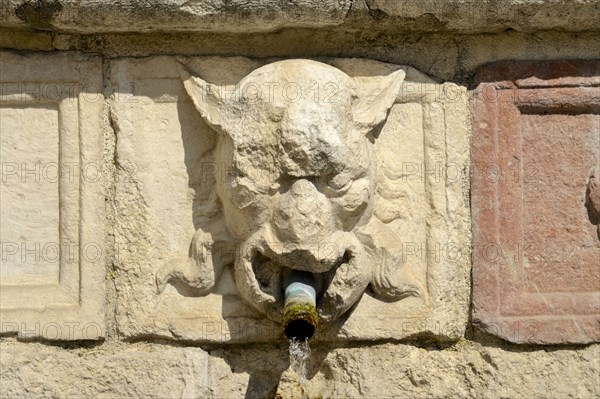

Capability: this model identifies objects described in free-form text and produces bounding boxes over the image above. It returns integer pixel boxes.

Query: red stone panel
[471,60,600,344]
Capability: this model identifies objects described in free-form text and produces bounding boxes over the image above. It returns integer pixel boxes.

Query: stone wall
[1,339,598,398]
[0,1,599,398]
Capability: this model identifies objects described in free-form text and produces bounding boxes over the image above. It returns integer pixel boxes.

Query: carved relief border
[0,52,105,340]
[472,60,600,344]
[110,57,471,343]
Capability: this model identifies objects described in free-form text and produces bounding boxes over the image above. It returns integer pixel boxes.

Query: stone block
[0,342,212,398]
[1,340,598,399]
[110,56,471,343]
[471,60,600,344]
[0,0,352,33]
[0,52,106,340]
[1,1,599,34]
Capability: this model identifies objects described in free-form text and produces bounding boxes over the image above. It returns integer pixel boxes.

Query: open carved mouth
[233,233,371,329]
[250,249,352,309]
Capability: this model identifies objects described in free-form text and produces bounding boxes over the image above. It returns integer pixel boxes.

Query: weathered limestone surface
[0,52,107,340]
[362,0,600,33]
[1,339,598,399]
[2,30,600,83]
[471,60,600,344]
[109,56,470,343]
[0,0,353,33]
[1,0,599,33]
[0,1,599,395]
[0,340,213,398]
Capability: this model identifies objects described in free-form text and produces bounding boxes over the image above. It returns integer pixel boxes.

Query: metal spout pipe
[282,272,318,340]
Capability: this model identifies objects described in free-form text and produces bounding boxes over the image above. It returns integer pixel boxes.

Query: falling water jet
[282,271,317,398]
[289,337,311,398]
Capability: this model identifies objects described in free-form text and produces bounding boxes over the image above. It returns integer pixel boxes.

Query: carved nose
[272,179,334,243]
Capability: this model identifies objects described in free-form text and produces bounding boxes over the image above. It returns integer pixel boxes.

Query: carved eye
[327,174,351,192]
[326,167,367,194]
[226,177,256,209]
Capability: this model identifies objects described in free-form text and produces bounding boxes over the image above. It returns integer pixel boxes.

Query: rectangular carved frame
[472,60,600,344]
[0,52,105,340]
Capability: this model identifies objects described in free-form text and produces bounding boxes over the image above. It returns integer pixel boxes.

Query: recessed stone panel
[0,52,106,340]
[471,60,600,344]
[1,105,60,285]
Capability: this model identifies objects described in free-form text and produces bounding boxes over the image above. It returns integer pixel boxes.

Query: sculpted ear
[179,63,241,138]
[353,69,405,135]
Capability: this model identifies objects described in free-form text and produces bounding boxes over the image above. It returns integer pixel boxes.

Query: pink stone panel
[472,60,600,344]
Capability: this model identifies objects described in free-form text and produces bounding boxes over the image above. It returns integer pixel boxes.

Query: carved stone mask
[159,59,423,326]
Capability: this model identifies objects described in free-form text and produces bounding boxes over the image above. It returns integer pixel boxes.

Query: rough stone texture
[588,167,600,237]
[362,0,600,33]
[0,340,213,398]
[471,60,600,344]
[109,56,470,343]
[0,0,599,34]
[1,339,598,398]
[0,52,107,340]
[0,2,599,397]
[2,29,599,83]
[0,0,353,33]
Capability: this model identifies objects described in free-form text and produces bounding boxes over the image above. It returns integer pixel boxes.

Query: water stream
[289,338,311,398]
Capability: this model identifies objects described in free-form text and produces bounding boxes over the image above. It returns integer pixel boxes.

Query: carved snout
[586,168,600,239]
[272,179,337,245]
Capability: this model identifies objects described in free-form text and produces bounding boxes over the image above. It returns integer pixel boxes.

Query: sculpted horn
[352,69,406,137]
[178,62,243,139]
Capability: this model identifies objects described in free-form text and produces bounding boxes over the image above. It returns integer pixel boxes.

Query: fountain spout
[282,271,318,340]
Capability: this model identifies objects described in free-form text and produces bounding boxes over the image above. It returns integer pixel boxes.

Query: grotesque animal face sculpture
[158,59,423,326]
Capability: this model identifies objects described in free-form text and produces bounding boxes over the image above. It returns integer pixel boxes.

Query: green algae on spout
[282,272,318,340]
